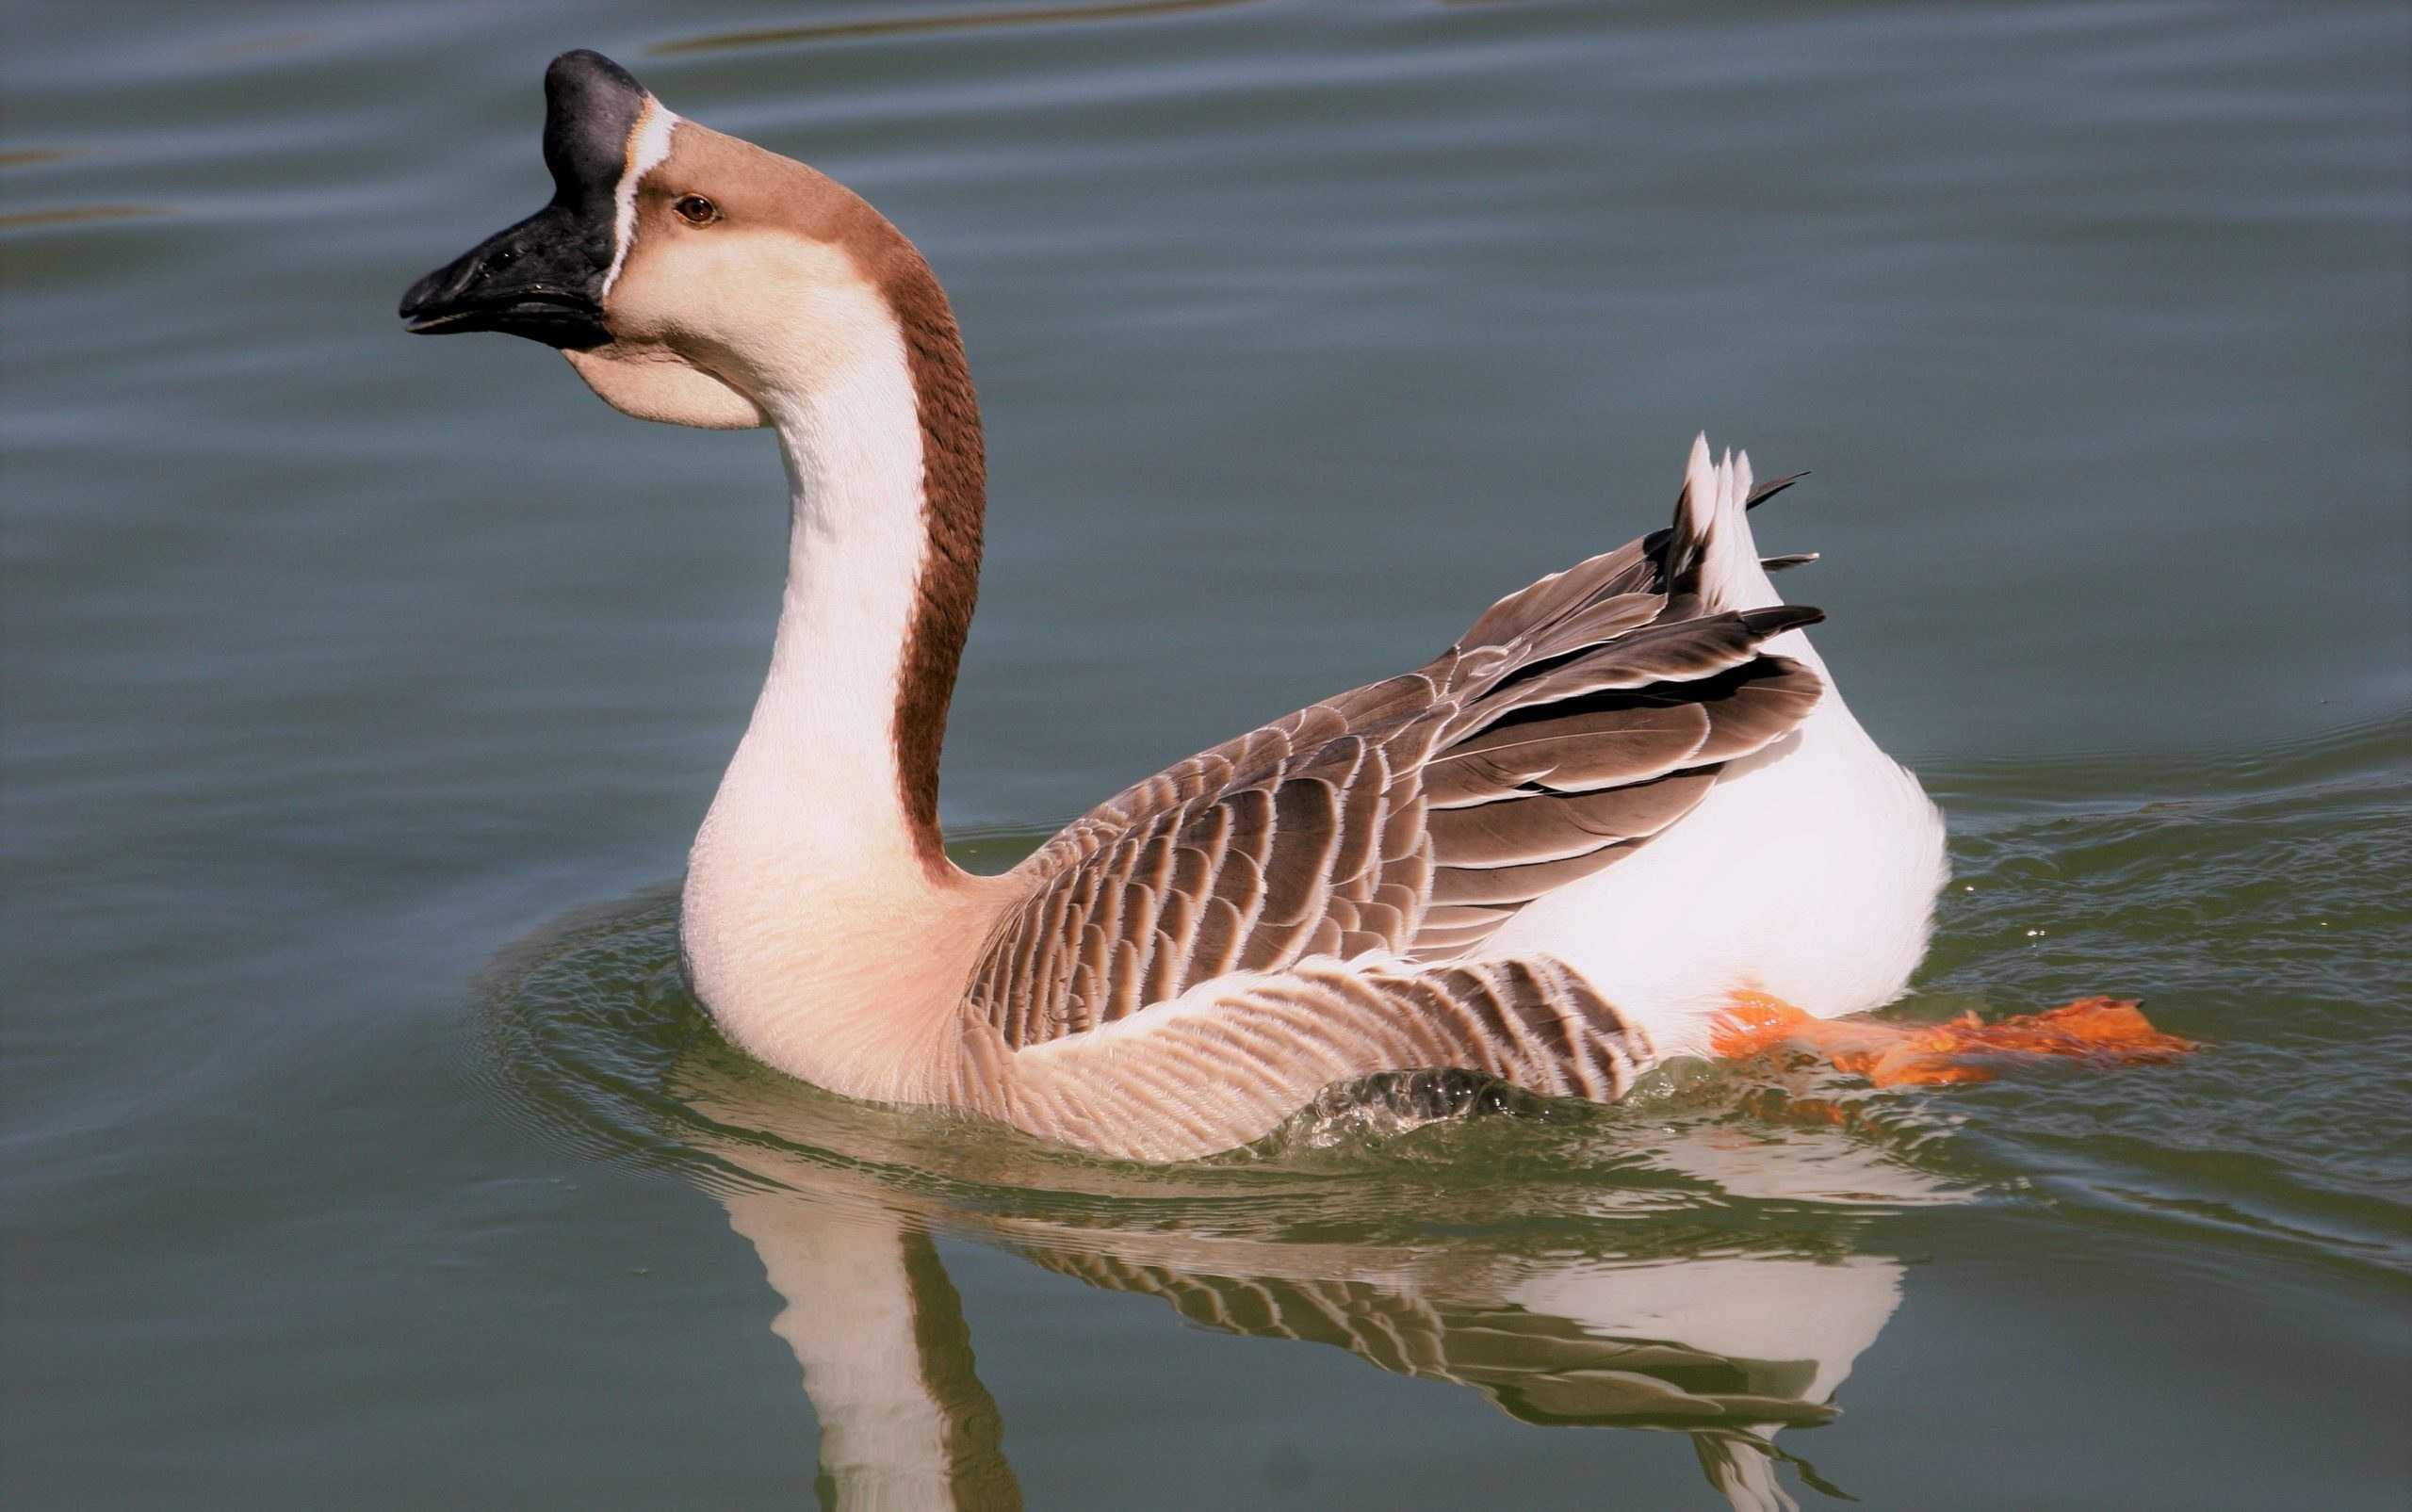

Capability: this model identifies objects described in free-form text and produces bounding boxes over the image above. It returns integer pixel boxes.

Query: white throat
[679,316,960,1086]
[745,363,930,868]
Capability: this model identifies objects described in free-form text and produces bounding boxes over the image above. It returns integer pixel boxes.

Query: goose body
[403,52,1948,1162]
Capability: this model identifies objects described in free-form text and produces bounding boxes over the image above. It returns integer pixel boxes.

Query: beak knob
[397,49,652,349]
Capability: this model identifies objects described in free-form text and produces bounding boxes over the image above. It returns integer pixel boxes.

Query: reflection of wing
[680,1044,1931,1512]
[1019,1249,1839,1433]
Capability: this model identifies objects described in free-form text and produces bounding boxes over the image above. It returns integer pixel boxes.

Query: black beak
[397,50,650,350]
[398,205,611,348]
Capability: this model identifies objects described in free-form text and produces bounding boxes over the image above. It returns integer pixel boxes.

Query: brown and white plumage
[967,572,1824,1047]
[923,439,1945,1161]
[405,52,1949,1163]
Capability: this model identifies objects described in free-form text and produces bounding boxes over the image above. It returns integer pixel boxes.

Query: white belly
[1481,686,1948,1062]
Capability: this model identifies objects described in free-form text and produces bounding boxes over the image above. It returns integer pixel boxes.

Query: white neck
[679,327,984,1097]
[741,359,930,871]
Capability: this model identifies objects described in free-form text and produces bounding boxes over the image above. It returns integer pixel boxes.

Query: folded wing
[966,454,1823,1051]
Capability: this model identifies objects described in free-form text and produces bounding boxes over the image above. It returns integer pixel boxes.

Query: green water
[4,2,2406,1507]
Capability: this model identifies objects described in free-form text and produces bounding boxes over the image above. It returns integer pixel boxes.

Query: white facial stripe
[602,101,680,300]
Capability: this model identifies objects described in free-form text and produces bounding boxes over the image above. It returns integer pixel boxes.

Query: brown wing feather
[966,504,1825,1050]
[1018,1248,1841,1430]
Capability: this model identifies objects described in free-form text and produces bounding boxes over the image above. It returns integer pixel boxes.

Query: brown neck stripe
[872,236,986,873]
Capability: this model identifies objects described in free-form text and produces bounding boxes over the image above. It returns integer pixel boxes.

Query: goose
[400,51,2189,1163]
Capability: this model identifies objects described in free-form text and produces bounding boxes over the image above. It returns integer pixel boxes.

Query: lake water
[4,2,2406,1507]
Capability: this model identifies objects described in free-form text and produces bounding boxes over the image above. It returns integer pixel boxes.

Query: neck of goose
[681,276,990,1093]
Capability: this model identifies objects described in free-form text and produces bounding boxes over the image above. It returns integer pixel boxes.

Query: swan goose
[400,51,2184,1163]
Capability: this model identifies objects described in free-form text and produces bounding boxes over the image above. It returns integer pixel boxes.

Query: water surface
[4,2,2407,1507]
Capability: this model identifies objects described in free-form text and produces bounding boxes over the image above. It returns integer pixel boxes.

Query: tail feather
[1746,470,1810,511]
[1458,434,1816,656]
[1669,432,1785,612]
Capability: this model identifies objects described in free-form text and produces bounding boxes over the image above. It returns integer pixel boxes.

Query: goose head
[399,49,940,432]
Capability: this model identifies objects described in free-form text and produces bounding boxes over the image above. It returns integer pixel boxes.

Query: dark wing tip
[1740,604,1825,639]
[1745,471,1810,511]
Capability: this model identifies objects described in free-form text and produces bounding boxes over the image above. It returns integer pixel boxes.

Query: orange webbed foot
[1712,991,2196,1088]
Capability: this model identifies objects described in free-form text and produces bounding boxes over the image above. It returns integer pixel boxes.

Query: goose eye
[674,194,721,226]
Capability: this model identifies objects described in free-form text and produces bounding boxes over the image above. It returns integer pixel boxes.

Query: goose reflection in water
[675,1051,1954,1512]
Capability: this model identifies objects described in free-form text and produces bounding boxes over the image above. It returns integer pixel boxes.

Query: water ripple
[472,714,2410,1288]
